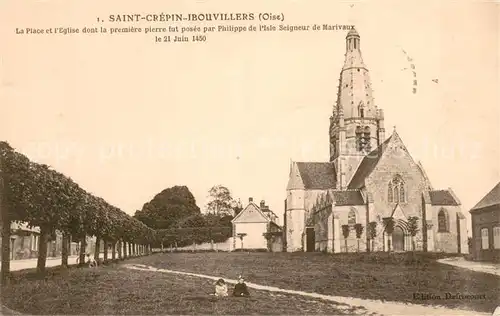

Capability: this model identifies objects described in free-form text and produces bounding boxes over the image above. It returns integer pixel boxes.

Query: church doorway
[393,226,405,252]
[306,227,315,252]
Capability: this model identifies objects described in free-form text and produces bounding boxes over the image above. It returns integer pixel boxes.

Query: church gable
[359,131,429,218]
[232,203,269,223]
[286,162,305,190]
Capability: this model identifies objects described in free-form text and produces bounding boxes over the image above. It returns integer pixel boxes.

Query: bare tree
[237,233,247,250]
[206,185,236,216]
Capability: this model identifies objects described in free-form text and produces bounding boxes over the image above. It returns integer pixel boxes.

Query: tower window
[355,126,363,151]
[360,108,364,118]
[363,126,371,152]
[354,39,357,49]
[356,126,371,152]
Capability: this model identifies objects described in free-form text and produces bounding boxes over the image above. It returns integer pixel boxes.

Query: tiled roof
[295,162,336,190]
[471,182,500,211]
[429,190,460,206]
[332,190,365,206]
[348,136,392,189]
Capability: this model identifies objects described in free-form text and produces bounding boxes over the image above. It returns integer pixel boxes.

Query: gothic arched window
[438,208,449,232]
[388,182,393,202]
[348,208,356,225]
[363,126,371,152]
[355,126,363,151]
[388,175,406,203]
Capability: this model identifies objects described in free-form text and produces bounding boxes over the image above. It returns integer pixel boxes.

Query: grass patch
[1,264,363,315]
[128,252,499,313]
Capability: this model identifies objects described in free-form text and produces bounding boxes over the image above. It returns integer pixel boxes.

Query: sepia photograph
[0,0,499,315]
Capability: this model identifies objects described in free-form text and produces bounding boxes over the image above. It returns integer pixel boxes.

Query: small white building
[231,198,282,251]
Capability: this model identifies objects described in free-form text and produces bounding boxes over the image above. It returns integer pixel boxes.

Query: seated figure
[232,276,250,297]
[214,279,228,297]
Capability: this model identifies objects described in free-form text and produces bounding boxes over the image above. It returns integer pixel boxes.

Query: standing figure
[232,275,250,297]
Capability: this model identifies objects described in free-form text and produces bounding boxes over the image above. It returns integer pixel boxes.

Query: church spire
[330,28,385,164]
[336,27,376,119]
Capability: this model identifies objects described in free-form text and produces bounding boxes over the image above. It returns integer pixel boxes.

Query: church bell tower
[329,28,386,188]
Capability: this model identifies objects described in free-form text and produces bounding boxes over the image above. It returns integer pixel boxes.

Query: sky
[1,0,499,234]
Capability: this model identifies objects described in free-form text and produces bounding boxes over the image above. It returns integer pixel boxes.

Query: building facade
[470,182,500,262]
[284,28,468,254]
[232,198,282,251]
[0,221,94,260]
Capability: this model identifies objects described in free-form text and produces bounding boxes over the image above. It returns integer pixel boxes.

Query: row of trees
[0,142,156,285]
[134,185,243,248]
[341,216,420,252]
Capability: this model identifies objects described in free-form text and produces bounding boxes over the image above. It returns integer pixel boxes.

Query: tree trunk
[345,239,348,253]
[79,235,86,266]
[123,242,127,259]
[0,157,11,286]
[94,237,100,263]
[1,205,11,285]
[388,235,392,252]
[412,237,415,251]
[103,240,108,262]
[128,243,132,257]
[112,242,116,260]
[371,239,374,252]
[357,238,360,252]
[61,233,69,267]
[37,227,50,273]
[117,241,122,259]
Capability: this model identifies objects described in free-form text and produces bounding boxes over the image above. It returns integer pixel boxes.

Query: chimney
[260,200,265,208]
[249,197,253,203]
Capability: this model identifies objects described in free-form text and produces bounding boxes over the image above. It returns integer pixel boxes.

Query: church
[284,28,468,254]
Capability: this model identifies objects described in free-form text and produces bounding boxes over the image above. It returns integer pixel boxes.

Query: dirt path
[438,257,500,276]
[126,263,488,316]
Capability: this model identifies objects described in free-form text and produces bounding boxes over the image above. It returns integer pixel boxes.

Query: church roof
[347,136,393,189]
[470,182,500,212]
[332,190,364,205]
[295,162,336,190]
[428,190,460,206]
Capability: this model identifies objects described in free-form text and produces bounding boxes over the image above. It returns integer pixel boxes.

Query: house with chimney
[231,198,283,251]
